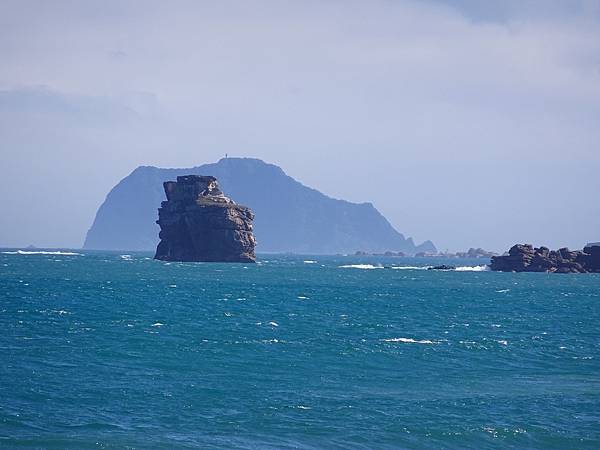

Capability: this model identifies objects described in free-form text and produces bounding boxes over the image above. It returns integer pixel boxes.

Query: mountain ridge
[84,158,435,255]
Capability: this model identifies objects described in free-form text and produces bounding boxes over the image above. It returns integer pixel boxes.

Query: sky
[1,0,599,252]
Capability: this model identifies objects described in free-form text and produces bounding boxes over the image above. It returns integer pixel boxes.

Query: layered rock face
[154,175,256,262]
[490,244,600,273]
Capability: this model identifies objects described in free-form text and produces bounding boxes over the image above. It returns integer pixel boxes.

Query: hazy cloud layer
[1,0,599,251]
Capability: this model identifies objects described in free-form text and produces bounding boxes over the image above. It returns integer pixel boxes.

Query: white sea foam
[297,296,308,299]
[455,265,490,272]
[391,266,431,270]
[497,340,508,346]
[120,254,132,260]
[495,289,510,293]
[151,322,164,327]
[268,321,279,327]
[383,337,436,344]
[2,250,81,256]
[303,260,317,264]
[339,264,383,269]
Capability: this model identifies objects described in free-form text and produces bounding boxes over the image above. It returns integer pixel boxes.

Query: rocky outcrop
[154,175,256,262]
[428,265,456,271]
[455,248,498,258]
[490,244,600,273]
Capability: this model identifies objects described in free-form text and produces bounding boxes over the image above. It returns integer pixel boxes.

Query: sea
[1,250,599,449]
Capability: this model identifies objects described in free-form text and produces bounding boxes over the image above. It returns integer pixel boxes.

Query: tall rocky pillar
[154,175,256,262]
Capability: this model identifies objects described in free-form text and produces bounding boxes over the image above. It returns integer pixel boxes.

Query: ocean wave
[303,260,317,264]
[383,337,436,344]
[120,254,132,260]
[2,250,82,256]
[455,265,490,272]
[339,264,384,269]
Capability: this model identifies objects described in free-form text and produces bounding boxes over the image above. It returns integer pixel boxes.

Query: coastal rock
[490,243,600,273]
[154,175,256,262]
[428,265,455,271]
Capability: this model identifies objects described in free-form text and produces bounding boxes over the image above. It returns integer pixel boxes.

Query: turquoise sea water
[1,250,599,449]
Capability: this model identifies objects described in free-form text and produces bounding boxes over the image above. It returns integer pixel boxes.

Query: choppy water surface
[1,251,599,449]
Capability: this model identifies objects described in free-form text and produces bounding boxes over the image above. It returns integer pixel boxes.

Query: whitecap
[495,289,510,293]
[151,322,164,327]
[497,340,508,345]
[297,296,308,299]
[339,264,383,269]
[455,265,490,272]
[295,405,312,410]
[383,337,436,344]
[120,254,132,260]
[303,260,317,264]
[2,250,81,256]
[268,321,279,327]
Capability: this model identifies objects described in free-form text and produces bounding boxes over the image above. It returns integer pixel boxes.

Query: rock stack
[154,175,256,262]
[490,244,600,273]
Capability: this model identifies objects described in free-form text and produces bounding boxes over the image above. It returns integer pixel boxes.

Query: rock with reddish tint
[490,243,600,273]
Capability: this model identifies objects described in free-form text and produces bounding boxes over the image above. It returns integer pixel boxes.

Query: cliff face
[154,175,256,263]
[84,158,435,255]
[491,244,600,273]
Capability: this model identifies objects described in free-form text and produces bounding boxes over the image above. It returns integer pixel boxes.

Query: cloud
[0,1,599,250]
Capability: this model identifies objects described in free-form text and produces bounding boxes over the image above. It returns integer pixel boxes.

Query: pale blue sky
[1,0,599,252]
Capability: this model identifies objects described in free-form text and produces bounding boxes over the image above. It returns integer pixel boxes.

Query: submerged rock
[490,243,600,273]
[428,265,456,271]
[154,175,256,262]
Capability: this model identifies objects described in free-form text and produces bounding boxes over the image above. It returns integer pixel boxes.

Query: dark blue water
[1,250,599,449]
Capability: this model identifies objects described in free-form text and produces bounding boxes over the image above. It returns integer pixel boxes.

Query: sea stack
[154,175,256,262]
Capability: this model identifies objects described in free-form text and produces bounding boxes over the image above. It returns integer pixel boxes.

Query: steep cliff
[84,158,436,255]
[155,175,255,262]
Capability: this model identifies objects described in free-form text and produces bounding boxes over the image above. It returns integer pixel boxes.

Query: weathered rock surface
[490,244,600,273]
[154,175,256,262]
